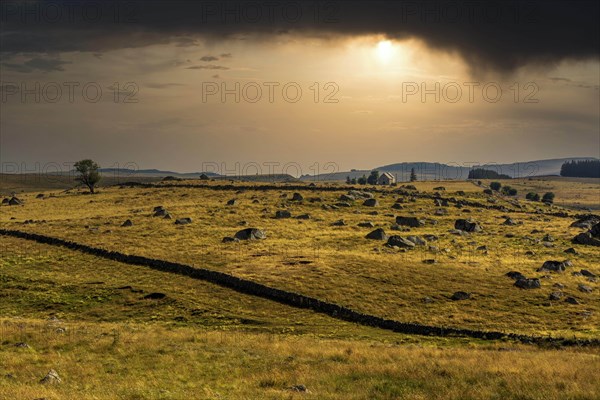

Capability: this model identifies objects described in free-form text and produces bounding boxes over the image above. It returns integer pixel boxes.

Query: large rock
[291,192,304,201]
[358,221,375,228]
[454,219,482,232]
[406,235,427,246]
[40,369,61,384]
[275,210,292,219]
[362,198,379,207]
[395,216,424,228]
[366,228,388,240]
[386,235,416,248]
[570,215,600,229]
[573,226,600,246]
[348,190,373,199]
[226,198,238,206]
[537,260,568,273]
[506,271,526,281]
[339,194,355,202]
[514,278,541,289]
[174,217,192,225]
[234,228,266,240]
[451,291,471,301]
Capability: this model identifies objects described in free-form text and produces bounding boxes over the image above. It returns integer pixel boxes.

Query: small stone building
[377,172,396,185]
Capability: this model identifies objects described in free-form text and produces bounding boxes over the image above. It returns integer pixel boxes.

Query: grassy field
[1,178,599,398]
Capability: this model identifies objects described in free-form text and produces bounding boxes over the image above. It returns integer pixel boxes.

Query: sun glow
[376,40,396,64]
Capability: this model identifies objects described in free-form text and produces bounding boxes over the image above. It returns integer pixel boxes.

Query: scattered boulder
[226,199,238,206]
[174,218,192,225]
[335,202,352,208]
[222,237,239,243]
[331,219,346,226]
[543,234,554,242]
[296,214,311,220]
[406,235,427,246]
[275,210,292,219]
[234,228,266,240]
[153,209,168,217]
[537,260,568,273]
[514,278,541,289]
[570,215,600,230]
[391,203,404,210]
[565,296,579,305]
[572,223,600,246]
[451,291,471,301]
[386,235,416,248]
[549,291,563,301]
[143,292,166,300]
[564,247,578,254]
[362,198,378,207]
[358,221,375,228]
[290,384,308,393]
[339,194,355,202]
[454,219,482,232]
[503,218,517,226]
[121,219,133,227]
[506,271,526,281]
[365,228,388,240]
[396,216,424,228]
[1,198,9,204]
[580,269,597,278]
[348,190,373,199]
[36,193,44,199]
[573,232,600,246]
[433,186,446,191]
[578,284,593,293]
[40,369,61,384]
[291,193,304,201]
[434,208,448,216]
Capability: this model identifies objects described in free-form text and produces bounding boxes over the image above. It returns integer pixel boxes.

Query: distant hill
[97,168,221,178]
[300,157,599,182]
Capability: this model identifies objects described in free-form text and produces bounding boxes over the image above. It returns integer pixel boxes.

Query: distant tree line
[468,168,511,180]
[560,160,600,178]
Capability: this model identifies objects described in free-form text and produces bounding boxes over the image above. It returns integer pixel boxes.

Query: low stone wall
[2,228,593,347]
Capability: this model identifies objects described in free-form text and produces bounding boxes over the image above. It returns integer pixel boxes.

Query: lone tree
[490,181,502,191]
[74,159,101,194]
[409,168,417,182]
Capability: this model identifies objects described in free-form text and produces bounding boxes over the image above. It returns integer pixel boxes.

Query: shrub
[490,182,502,191]
[526,192,540,201]
[542,192,555,203]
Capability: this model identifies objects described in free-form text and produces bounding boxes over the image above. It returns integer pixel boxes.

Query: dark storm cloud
[2,57,71,73]
[1,0,598,72]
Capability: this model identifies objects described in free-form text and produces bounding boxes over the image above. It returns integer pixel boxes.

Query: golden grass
[1,179,600,399]
[1,318,599,400]
[2,180,598,338]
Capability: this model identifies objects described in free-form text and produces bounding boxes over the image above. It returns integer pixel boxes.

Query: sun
[376,40,395,64]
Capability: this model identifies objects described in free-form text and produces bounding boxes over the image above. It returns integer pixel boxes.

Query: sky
[1,0,599,176]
